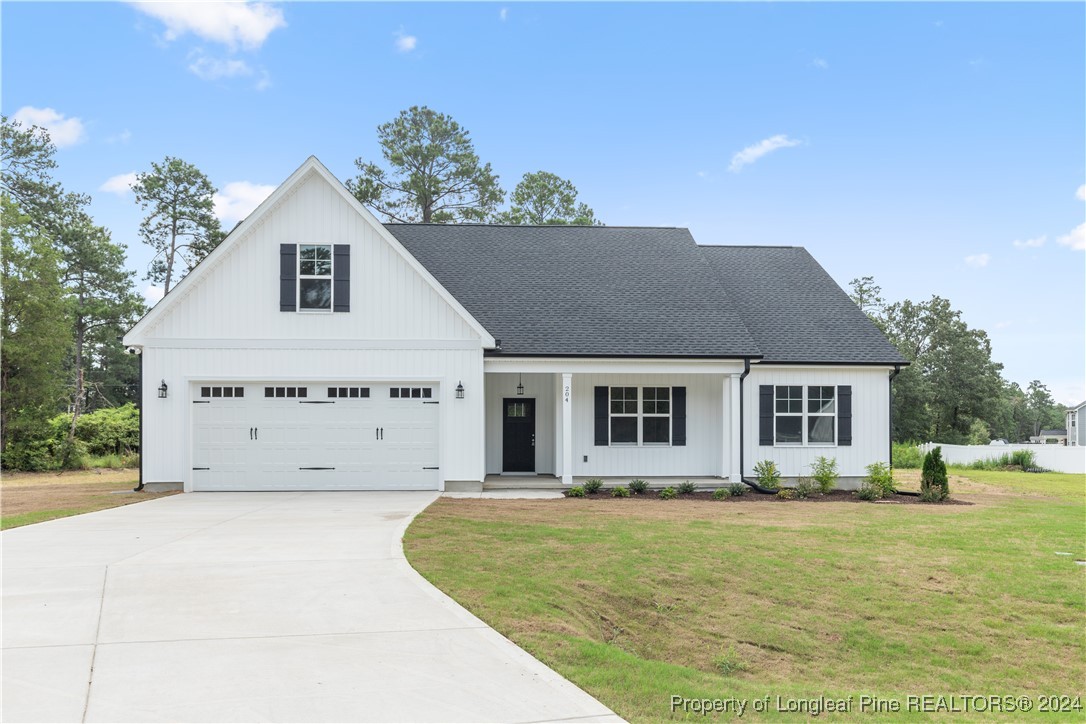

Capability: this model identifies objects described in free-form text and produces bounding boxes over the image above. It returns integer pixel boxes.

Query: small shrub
[1010,449,1036,469]
[920,447,949,502]
[794,476,816,499]
[677,480,696,495]
[861,461,895,499]
[891,442,924,469]
[582,478,603,494]
[811,455,839,494]
[727,483,747,497]
[658,486,677,500]
[711,488,728,500]
[855,482,880,501]
[628,478,648,495]
[566,486,586,498]
[776,488,795,500]
[753,459,781,490]
[611,486,630,498]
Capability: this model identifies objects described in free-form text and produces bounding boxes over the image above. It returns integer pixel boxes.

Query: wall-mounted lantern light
[455,381,465,399]
[516,374,525,396]
[157,380,168,399]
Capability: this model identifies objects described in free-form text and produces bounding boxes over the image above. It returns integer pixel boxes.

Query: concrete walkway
[2,492,620,723]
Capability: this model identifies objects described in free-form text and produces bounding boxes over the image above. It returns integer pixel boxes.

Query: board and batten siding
[568,373,727,478]
[743,366,891,481]
[485,373,557,474]
[139,170,480,343]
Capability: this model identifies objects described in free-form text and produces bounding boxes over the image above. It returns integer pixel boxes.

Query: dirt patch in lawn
[1,469,178,528]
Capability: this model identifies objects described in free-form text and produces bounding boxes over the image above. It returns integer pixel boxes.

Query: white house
[1066,402,1085,447]
[123,157,908,493]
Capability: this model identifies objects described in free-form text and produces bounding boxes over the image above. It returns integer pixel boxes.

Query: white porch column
[729,373,742,482]
[561,373,573,485]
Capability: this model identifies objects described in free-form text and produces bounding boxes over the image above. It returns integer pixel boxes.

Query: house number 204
[563,385,571,403]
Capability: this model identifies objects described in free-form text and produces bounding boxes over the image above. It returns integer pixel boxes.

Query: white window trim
[297,243,334,313]
[774,385,837,447]
[609,386,672,447]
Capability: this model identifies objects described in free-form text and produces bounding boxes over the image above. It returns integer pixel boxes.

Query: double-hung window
[642,387,671,444]
[775,385,835,445]
[609,387,638,444]
[609,387,672,445]
[298,244,332,311]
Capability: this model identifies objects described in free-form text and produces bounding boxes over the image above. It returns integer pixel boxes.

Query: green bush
[1,439,57,471]
[920,447,949,502]
[753,460,781,490]
[776,488,796,500]
[53,438,88,470]
[611,486,630,498]
[582,478,603,494]
[811,456,839,493]
[628,478,648,495]
[84,452,140,469]
[855,482,881,501]
[50,404,140,457]
[727,483,747,497]
[1010,449,1037,468]
[864,461,896,499]
[711,488,728,500]
[794,477,816,499]
[677,480,696,495]
[891,442,924,469]
[658,487,677,500]
[566,486,586,498]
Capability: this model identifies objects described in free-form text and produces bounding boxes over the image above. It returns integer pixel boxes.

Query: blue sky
[3,2,1084,403]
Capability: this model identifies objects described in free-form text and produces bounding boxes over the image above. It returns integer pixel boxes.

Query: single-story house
[122,157,908,493]
[1029,429,1069,445]
[1066,402,1084,447]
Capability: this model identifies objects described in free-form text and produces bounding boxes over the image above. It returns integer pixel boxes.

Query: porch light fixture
[517,374,524,396]
[157,380,168,399]
[455,381,465,399]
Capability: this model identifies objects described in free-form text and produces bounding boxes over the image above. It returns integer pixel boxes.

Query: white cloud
[395,29,417,53]
[728,134,802,173]
[811,57,829,70]
[213,181,276,224]
[1056,223,1085,251]
[188,49,253,80]
[1012,235,1046,249]
[128,1,286,51]
[106,129,132,144]
[11,106,86,148]
[964,253,991,268]
[144,284,164,304]
[1076,184,1085,201]
[500,8,508,21]
[99,172,138,196]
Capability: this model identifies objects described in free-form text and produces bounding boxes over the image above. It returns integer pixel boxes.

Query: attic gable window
[298,244,332,310]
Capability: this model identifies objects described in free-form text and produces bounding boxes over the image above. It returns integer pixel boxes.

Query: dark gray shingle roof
[699,245,908,364]
[385,224,761,357]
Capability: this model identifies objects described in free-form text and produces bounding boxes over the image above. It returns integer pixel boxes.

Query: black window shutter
[838,385,853,446]
[758,385,774,446]
[672,387,687,446]
[333,244,350,312]
[594,386,608,446]
[279,244,296,312]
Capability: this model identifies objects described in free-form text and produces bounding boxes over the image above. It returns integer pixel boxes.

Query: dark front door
[502,398,536,472]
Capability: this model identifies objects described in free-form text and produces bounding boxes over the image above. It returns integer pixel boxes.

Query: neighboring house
[1067,402,1085,447]
[1029,429,1068,445]
[123,157,908,492]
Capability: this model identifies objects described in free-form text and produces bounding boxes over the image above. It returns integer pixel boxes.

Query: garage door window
[200,386,244,398]
[328,387,370,398]
[264,386,309,398]
[390,387,432,399]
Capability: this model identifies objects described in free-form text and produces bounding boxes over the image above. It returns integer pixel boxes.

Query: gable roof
[385,224,762,358]
[124,157,496,347]
[699,245,909,365]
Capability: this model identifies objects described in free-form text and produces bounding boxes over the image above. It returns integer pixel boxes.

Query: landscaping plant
[811,455,839,494]
[611,486,630,498]
[566,486,586,498]
[752,459,781,489]
[582,478,603,494]
[711,488,728,500]
[920,446,950,502]
[677,480,696,495]
[860,462,895,500]
[794,477,816,499]
[628,478,648,495]
[658,487,677,500]
[727,483,747,497]
[776,488,796,500]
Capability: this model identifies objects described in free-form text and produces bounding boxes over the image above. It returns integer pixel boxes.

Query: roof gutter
[736,358,773,494]
[133,347,144,492]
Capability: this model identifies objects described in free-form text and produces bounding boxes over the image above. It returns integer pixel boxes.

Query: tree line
[0,106,600,468]
[850,277,1066,444]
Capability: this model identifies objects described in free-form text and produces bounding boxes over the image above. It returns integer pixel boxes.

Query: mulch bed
[570,489,972,505]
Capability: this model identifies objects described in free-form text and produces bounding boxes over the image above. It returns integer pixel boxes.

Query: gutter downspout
[888,364,902,468]
[736,358,773,494]
[133,349,144,492]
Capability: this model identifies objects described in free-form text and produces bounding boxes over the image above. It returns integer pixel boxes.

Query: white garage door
[191,382,440,491]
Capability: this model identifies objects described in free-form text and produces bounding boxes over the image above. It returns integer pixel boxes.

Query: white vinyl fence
[919,443,1086,475]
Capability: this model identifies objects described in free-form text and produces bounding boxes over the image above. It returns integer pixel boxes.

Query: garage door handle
[254,427,258,440]
[250,427,253,440]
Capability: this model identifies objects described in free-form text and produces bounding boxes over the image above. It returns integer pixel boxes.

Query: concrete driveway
[2,492,620,723]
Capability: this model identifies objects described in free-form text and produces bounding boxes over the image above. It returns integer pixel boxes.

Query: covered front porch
[481,357,750,486]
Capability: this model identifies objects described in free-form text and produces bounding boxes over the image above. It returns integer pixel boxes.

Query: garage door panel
[192,382,439,491]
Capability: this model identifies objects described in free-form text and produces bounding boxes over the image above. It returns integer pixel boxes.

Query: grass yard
[1,469,178,529]
[405,472,1085,721]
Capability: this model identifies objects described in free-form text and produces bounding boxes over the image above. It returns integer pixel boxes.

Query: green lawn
[405,472,1085,721]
